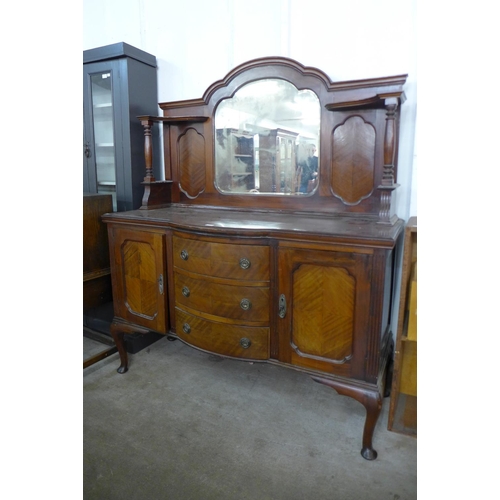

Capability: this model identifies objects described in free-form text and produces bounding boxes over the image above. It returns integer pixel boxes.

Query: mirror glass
[215,79,320,195]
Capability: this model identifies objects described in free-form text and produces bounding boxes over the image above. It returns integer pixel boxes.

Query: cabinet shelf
[138,115,209,124]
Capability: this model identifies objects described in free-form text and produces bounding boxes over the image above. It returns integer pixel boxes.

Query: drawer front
[173,235,269,281]
[175,308,270,360]
[175,273,270,322]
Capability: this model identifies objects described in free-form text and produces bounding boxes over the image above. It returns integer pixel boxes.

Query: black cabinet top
[83,42,156,68]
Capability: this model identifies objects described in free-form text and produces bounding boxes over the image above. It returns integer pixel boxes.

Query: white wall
[83,0,417,219]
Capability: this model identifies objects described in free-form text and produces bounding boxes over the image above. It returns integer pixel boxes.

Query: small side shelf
[388,216,417,436]
[137,115,209,124]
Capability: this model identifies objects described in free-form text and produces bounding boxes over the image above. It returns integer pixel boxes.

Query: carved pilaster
[378,190,393,221]
[378,98,399,224]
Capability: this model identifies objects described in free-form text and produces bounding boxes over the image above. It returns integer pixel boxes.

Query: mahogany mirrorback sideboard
[102,57,408,460]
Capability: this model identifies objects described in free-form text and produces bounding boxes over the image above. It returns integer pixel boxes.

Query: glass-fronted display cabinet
[83,42,160,211]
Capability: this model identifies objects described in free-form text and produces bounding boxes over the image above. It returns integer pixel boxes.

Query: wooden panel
[400,340,417,396]
[83,274,112,311]
[331,116,375,205]
[173,234,269,281]
[174,272,270,323]
[83,194,113,275]
[292,264,354,363]
[389,393,417,436]
[175,308,269,360]
[122,240,159,318]
[178,128,206,199]
[402,395,417,430]
[83,194,113,312]
[276,245,373,378]
[110,227,167,333]
[407,279,417,341]
[388,217,417,436]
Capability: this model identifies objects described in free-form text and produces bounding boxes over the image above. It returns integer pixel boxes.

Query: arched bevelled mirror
[214,78,320,195]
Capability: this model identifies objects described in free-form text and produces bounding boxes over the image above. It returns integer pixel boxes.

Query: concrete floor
[84,335,417,500]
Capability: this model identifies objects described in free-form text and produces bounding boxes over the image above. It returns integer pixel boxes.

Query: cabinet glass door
[89,71,117,210]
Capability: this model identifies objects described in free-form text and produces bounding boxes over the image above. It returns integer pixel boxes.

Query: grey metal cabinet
[83,42,160,211]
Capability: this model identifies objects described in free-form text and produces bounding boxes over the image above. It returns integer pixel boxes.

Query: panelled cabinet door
[277,246,372,379]
[109,227,168,333]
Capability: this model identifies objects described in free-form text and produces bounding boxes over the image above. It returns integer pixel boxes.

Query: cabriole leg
[110,321,129,374]
[359,391,382,460]
[311,376,382,460]
[109,319,152,374]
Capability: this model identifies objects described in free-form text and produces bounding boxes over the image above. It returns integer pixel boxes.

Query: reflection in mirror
[215,79,320,195]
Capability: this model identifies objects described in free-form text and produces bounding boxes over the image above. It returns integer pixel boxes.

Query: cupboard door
[277,246,372,379]
[109,227,168,333]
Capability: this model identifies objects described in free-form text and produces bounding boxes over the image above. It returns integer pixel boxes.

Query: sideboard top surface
[103,205,403,247]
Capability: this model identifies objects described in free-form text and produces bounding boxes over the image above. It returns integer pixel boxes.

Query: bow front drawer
[175,308,270,360]
[175,272,270,323]
[173,234,269,281]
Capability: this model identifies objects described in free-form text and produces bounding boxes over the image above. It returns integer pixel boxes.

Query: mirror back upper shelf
[138,57,407,224]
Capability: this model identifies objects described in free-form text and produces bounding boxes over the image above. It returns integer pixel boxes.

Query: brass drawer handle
[182,323,191,334]
[180,250,189,261]
[182,286,190,297]
[240,298,251,310]
[239,257,251,270]
[240,337,251,349]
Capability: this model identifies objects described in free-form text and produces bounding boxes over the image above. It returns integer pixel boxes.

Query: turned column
[137,116,173,209]
[140,118,156,182]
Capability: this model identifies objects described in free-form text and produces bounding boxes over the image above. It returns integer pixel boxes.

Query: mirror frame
[214,78,321,196]
[143,57,407,222]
